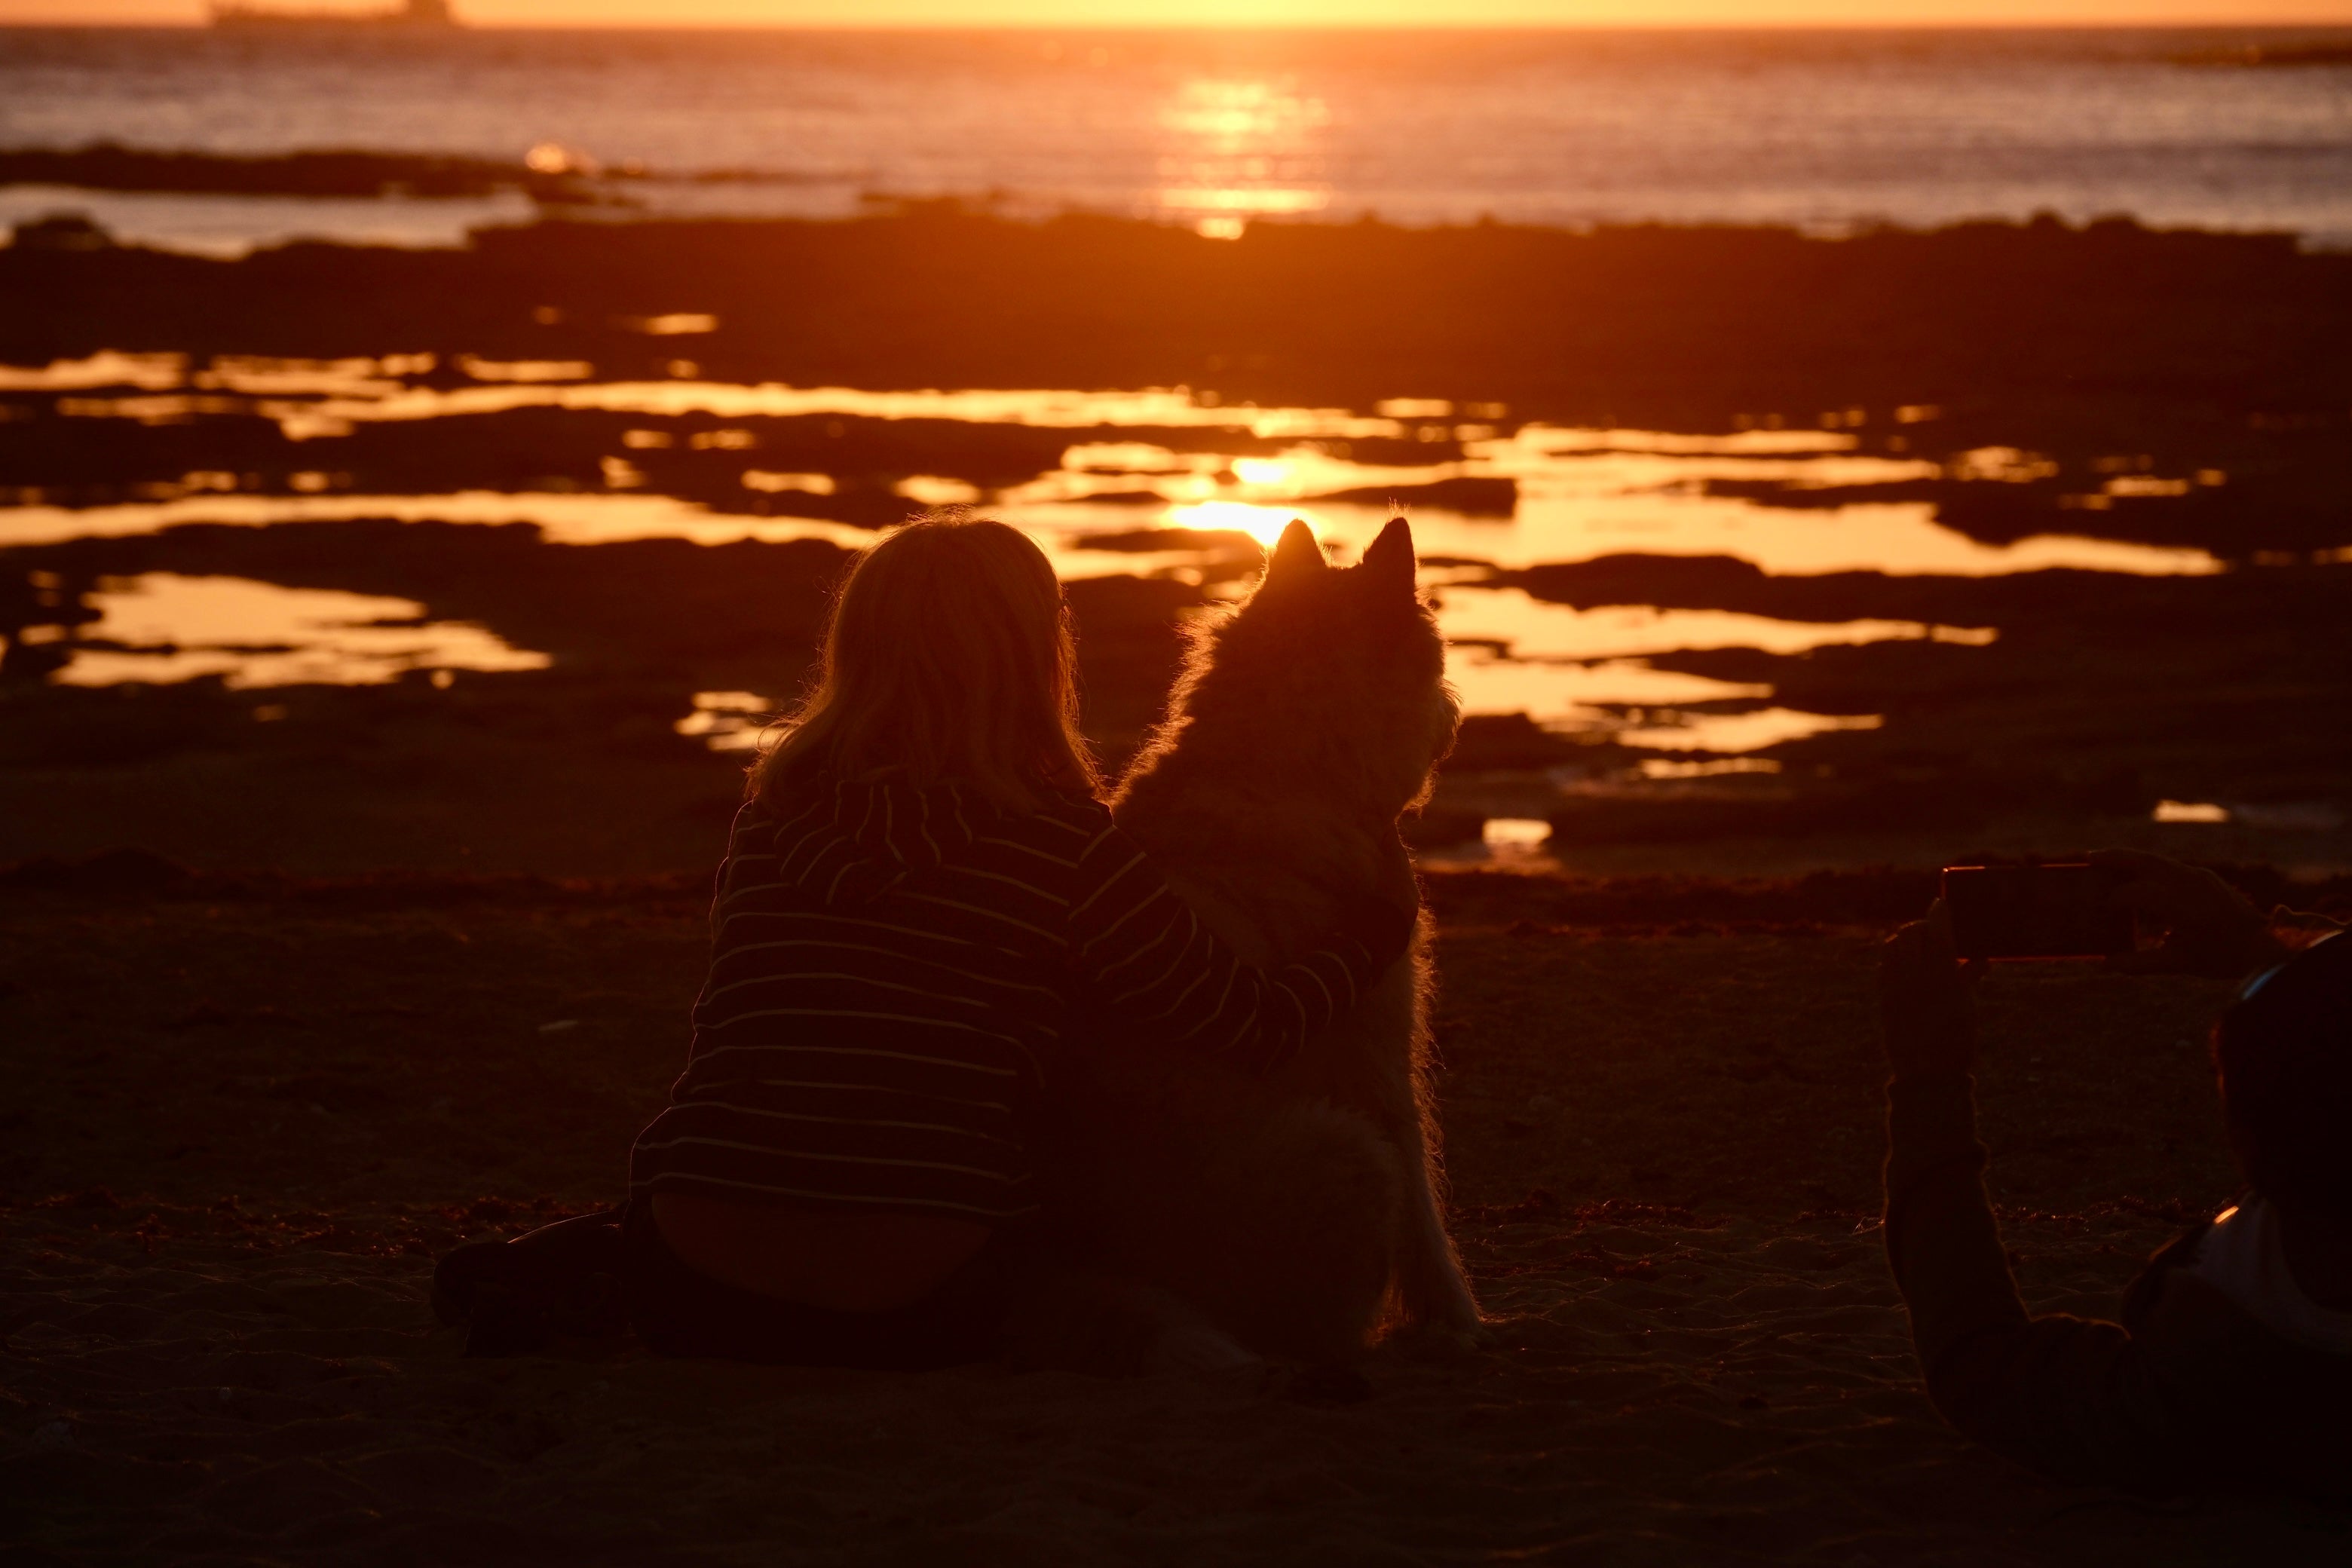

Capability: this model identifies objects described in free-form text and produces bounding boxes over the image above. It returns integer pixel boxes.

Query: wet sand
[5,210,2348,557]
[8,210,2350,439]
[6,213,2350,577]
[7,210,2350,877]
[7,874,2347,1563]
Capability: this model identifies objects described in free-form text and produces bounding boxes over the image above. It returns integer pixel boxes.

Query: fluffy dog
[1043,516,1480,1363]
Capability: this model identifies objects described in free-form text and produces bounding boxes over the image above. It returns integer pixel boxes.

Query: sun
[1165,499,1315,551]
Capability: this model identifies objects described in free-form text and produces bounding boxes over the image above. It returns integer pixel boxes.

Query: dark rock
[9,212,113,253]
[0,847,194,895]
[1312,475,1517,516]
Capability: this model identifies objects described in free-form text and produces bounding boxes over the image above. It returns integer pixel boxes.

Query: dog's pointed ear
[1361,516,1416,594]
[1263,519,1328,588]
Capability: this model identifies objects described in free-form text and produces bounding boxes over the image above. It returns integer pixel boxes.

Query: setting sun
[1165,498,1318,552]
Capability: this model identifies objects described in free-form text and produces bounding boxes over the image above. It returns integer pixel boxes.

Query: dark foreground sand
[7,874,2347,1565]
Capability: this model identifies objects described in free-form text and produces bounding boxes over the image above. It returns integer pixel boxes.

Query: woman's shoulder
[732,786,813,830]
[724,785,832,855]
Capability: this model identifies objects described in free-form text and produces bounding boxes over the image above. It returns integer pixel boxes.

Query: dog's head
[1164,516,1459,817]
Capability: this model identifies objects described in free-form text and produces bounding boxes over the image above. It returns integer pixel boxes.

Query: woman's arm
[1067,823,1415,1073]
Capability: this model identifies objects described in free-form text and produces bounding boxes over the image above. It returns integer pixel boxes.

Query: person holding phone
[1879,849,2351,1496]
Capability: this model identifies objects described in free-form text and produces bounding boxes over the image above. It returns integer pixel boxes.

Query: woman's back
[632,776,1106,1227]
[629,772,1387,1229]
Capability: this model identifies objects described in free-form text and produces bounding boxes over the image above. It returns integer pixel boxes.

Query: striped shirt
[626,775,1387,1224]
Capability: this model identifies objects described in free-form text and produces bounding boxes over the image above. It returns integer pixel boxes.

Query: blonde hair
[750,512,1101,813]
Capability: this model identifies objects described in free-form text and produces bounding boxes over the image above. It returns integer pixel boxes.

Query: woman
[436,515,1416,1367]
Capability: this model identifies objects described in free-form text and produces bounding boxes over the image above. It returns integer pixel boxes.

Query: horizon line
[8,17,2352,32]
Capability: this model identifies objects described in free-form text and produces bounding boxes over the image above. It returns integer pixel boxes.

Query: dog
[1042,516,1481,1364]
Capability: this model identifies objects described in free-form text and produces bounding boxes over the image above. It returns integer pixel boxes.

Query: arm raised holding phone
[1879,853,2352,1497]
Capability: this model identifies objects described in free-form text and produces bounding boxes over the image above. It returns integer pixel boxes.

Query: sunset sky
[9,1,2352,26]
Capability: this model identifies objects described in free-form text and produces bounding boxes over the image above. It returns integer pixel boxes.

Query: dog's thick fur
[1043,517,1480,1362]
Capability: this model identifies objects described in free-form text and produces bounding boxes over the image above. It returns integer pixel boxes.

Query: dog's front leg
[1373,957,1484,1337]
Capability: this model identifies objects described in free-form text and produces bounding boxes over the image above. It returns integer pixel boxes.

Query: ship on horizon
[211,0,459,27]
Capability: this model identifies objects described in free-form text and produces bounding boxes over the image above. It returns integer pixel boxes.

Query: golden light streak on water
[47,574,548,690]
[0,358,2231,741]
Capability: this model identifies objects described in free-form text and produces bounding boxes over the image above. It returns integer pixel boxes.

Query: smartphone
[1940,863,2135,960]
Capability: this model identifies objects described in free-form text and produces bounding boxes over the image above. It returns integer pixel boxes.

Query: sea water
[4,26,2351,253]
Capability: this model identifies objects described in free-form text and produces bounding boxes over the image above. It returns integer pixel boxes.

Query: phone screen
[1941,864,2135,960]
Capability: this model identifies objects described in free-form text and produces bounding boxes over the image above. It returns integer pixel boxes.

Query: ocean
[5,26,2352,254]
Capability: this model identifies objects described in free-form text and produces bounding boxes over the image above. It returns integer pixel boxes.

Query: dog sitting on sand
[1041,516,1481,1364]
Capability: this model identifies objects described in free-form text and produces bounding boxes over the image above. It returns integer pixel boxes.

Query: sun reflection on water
[1,355,2244,757]
[47,574,549,690]
[675,690,777,752]
[1154,76,1333,230]
[1162,500,1312,551]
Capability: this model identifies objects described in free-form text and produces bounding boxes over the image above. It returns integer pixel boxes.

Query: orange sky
[9,1,2351,25]
[9,1,2342,24]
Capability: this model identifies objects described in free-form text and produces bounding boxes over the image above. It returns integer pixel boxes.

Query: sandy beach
[6,870,2347,1563]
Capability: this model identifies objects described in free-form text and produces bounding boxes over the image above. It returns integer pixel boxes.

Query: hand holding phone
[1940,863,2136,961]
[2087,849,2283,978]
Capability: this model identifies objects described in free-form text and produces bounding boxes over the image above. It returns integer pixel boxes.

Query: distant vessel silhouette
[211,0,458,26]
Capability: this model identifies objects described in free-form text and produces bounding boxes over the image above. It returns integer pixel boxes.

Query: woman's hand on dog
[1334,880,1423,969]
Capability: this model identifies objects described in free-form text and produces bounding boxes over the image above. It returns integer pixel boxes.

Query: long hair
[749,512,1100,813]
